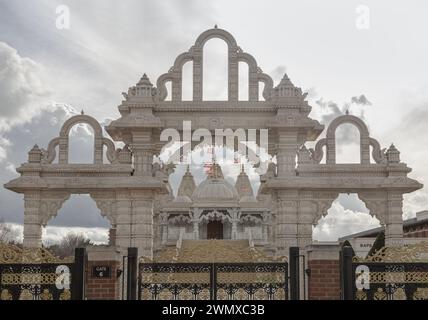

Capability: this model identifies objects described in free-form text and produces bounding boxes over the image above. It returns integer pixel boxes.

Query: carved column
[130,190,155,259]
[248,66,259,101]
[262,211,269,243]
[297,193,316,249]
[385,191,404,246]
[275,190,299,256]
[193,49,203,101]
[276,129,299,177]
[160,212,168,245]
[23,191,43,248]
[228,47,238,101]
[171,69,182,101]
[193,220,199,240]
[115,191,132,249]
[131,131,154,177]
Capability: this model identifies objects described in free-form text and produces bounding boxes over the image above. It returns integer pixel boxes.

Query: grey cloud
[270,65,287,83]
[351,94,372,106]
[315,96,372,146]
[0,42,51,130]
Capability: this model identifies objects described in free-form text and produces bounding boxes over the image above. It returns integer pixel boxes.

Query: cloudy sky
[0,0,427,244]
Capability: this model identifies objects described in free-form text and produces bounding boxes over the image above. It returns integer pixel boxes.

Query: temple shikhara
[4,27,424,266]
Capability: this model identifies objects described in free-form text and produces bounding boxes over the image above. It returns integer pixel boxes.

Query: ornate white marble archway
[4,27,423,258]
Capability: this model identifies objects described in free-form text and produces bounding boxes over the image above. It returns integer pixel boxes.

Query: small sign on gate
[92,265,111,278]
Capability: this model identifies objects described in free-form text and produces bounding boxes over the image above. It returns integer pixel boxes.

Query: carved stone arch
[194,28,238,49]
[102,137,119,164]
[155,28,274,102]
[170,51,194,101]
[256,72,274,101]
[311,138,327,163]
[325,114,370,165]
[369,137,387,164]
[39,191,71,226]
[58,114,104,164]
[237,52,259,101]
[43,137,60,164]
[90,192,117,226]
[311,198,337,226]
[357,192,387,226]
[156,71,175,102]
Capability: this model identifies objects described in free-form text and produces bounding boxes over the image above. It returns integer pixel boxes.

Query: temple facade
[4,28,423,260]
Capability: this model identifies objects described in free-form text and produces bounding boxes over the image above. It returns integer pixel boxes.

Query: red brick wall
[85,261,120,300]
[308,259,341,300]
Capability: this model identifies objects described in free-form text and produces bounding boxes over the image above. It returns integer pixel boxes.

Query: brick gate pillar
[85,246,124,300]
[306,243,341,300]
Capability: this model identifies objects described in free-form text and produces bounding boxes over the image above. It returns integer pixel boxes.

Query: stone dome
[173,195,192,203]
[192,178,238,201]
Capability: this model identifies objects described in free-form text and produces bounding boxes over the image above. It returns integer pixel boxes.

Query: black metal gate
[0,245,86,300]
[341,244,428,300]
[138,262,288,300]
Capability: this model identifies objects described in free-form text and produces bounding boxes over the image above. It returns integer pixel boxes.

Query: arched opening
[335,124,361,163]
[43,195,110,255]
[259,82,265,101]
[165,81,172,101]
[203,38,228,100]
[68,124,94,163]
[313,194,381,251]
[239,62,249,101]
[182,61,193,101]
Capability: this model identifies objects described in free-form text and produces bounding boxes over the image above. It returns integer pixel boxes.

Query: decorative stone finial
[28,144,42,163]
[386,144,400,163]
[273,73,303,99]
[235,164,254,198]
[177,165,196,198]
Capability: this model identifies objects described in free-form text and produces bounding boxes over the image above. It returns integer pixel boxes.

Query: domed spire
[235,165,254,198]
[177,165,196,198]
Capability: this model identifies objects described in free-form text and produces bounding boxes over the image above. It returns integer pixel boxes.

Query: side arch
[325,115,370,165]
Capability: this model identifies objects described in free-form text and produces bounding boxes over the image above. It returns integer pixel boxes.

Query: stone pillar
[297,197,315,249]
[231,219,237,240]
[115,191,132,249]
[193,49,203,101]
[171,69,182,101]
[131,131,154,177]
[193,220,199,240]
[276,190,298,256]
[276,129,299,177]
[132,148,154,176]
[161,212,168,245]
[228,48,238,101]
[130,191,155,259]
[248,66,259,101]
[385,191,404,246]
[108,228,117,246]
[23,191,43,248]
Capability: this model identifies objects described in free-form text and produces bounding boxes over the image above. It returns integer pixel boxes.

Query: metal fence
[341,242,428,300]
[0,244,86,300]
[138,262,288,300]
